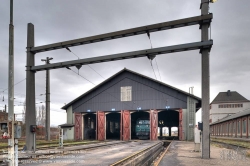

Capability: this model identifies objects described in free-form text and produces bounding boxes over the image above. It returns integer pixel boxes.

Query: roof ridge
[211,91,249,104]
[62,68,201,110]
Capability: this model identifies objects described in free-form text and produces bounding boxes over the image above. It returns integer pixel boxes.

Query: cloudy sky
[0,0,249,126]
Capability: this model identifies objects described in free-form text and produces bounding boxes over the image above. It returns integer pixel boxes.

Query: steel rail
[153,141,173,166]
[110,141,163,166]
[30,14,212,54]
[31,40,213,72]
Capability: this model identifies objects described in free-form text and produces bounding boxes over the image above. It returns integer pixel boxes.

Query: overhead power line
[65,47,105,80]
[146,32,157,80]
[87,65,105,79]
[65,47,167,110]
[2,78,26,92]
[66,67,96,85]
[155,58,162,81]
[149,60,157,80]
[65,50,135,110]
[146,32,162,81]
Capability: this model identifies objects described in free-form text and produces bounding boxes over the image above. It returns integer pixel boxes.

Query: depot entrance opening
[106,112,120,139]
[83,113,96,140]
[131,111,150,139]
[158,110,179,140]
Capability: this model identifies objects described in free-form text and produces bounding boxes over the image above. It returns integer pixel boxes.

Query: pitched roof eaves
[125,69,201,101]
[61,68,127,110]
[61,68,201,110]
[210,108,250,125]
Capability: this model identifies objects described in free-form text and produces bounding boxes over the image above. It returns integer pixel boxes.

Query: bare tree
[41,105,45,126]
[36,105,45,126]
[22,99,26,123]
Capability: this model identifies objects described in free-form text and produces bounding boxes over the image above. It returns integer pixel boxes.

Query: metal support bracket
[199,41,212,53]
[199,19,211,29]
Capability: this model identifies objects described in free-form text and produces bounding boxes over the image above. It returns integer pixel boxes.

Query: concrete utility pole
[201,0,210,159]
[41,57,53,141]
[8,0,15,165]
[25,23,36,151]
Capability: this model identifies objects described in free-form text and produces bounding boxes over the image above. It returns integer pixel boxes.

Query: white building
[210,90,250,124]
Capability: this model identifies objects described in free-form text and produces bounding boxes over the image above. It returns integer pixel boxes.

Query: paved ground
[1,140,160,166]
[0,141,122,162]
[159,141,249,166]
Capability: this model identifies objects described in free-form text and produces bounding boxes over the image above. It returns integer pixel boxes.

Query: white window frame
[121,86,132,101]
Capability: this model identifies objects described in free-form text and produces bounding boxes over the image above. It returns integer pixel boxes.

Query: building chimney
[227,90,231,96]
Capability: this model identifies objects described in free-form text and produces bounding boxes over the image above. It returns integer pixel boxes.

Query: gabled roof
[61,68,201,110]
[211,91,249,104]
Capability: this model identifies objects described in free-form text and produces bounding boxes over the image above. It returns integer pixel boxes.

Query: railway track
[110,141,166,166]
[0,141,130,164]
[2,140,171,166]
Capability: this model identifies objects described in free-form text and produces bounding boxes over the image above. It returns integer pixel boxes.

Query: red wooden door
[120,110,123,140]
[122,110,130,141]
[97,111,105,141]
[150,110,158,140]
[179,109,183,140]
[74,112,82,140]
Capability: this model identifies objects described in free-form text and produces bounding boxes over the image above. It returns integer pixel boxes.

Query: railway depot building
[60,69,201,141]
[209,90,250,124]
[210,108,250,138]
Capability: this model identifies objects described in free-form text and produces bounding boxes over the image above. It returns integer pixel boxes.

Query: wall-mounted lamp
[210,0,217,3]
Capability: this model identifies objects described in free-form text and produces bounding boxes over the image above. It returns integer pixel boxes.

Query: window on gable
[121,86,132,101]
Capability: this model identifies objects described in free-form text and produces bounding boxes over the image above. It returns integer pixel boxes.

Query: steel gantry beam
[26,9,213,152]
[30,14,212,54]
[31,40,213,72]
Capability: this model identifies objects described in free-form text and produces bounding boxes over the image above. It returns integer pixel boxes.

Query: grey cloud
[1,0,250,125]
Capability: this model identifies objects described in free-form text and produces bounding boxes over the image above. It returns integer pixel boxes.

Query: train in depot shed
[135,118,150,139]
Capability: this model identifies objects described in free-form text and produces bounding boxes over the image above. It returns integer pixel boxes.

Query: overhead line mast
[8,0,15,165]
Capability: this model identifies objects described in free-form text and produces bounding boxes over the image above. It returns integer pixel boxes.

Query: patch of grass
[211,138,250,158]
[211,142,224,148]
[211,137,250,149]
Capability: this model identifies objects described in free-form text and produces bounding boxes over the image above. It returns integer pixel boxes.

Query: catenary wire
[2,78,26,92]
[150,60,157,80]
[65,49,135,110]
[155,58,162,81]
[146,32,161,81]
[67,68,96,85]
[66,47,105,80]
